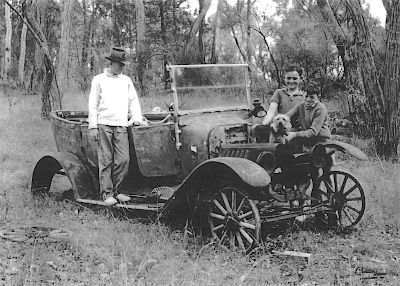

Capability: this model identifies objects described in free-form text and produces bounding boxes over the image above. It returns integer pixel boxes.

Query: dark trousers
[98,125,129,196]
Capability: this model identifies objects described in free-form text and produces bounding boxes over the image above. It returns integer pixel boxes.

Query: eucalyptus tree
[3,1,11,81]
[57,0,74,95]
[316,0,399,158]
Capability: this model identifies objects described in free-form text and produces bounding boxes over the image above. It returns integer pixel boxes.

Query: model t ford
[31,64,367,252]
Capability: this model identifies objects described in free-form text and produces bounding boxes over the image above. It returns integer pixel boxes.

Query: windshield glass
[169,64,250,112]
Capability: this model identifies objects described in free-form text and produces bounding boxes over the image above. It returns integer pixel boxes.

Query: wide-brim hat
[105,47,129,65]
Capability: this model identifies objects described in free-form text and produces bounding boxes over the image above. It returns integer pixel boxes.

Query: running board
[76,198,164,211]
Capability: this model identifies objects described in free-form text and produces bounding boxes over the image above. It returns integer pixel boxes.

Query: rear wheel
[208,186,261,253]
[312,170,365,229]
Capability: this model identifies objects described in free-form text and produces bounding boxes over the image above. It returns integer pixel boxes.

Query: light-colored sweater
[88,69,143,129]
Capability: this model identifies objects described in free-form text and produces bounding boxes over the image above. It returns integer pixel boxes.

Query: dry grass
[1,88,400,285]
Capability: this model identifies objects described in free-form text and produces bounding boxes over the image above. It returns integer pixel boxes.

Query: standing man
[88,47,147,206]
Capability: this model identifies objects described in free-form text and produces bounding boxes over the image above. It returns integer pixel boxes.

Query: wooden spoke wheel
[313,170,365,228]
[208,186,261,252]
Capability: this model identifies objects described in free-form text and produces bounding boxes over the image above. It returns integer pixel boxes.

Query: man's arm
[127,80,145,125]
[88,76,100,130]
[262,90,281,125]
[262,102,278,125]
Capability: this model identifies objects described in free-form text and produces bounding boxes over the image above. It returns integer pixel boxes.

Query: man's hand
[128,119,149,127]
[89,128,99,141]
[286,131,297,142]
[137,120,149,127]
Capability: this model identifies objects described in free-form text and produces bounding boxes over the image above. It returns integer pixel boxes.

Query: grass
[1,87,400,285]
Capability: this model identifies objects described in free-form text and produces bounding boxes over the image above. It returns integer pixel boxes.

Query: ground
[0,89,400,285]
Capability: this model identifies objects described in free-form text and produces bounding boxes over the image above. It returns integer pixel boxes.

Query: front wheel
[208,186,261,253]
[312,170,365,229]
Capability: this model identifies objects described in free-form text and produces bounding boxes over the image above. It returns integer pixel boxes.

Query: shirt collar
[104,68,121,78]
[283,88,303,97]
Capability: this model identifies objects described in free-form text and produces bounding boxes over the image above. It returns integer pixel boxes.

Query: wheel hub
[225,215,240,231]
[332,193,346,210]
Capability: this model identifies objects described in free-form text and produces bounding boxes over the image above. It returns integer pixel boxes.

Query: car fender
[317,140,368,160]
[31,152,96,200]
[160,157,271,228]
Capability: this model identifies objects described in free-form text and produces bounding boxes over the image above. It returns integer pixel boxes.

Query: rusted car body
[31,64,367,252]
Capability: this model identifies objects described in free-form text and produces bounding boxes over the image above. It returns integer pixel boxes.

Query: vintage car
[31,64,367,252]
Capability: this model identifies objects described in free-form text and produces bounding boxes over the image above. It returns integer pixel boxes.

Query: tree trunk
[198,0,205,63]
[378,1,400,158]
[159,0,169,89]
[57,0,74,95]
[183,0,212,55]
[210,0,223,64]
[81,0,88,65]
[136,0,147,93]
[172,0,177,38]
[79,0,90,92]
[18,23,27,83]
[230,25,246,62]
[112,1,121,46]
[29,1,45,94]
[245,0,251,66]
[4,3,12,81]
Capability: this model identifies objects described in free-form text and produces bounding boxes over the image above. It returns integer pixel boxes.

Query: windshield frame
[168,63,252,116]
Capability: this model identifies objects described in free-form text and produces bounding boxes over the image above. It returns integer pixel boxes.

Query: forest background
[0,0,399,157]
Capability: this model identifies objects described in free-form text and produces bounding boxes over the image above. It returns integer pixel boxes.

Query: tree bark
[112,1,121,46]
[159,0,169,89]
[4,2,12,81]
[211,0,223,64]
[136,0,147,93]
[378,1,400,158]
[198,0,205,63]
[57,0,74,95]
[18,22,27,83]
[183,0,212,55]
[230,25,246,62]
[245,0,251,66]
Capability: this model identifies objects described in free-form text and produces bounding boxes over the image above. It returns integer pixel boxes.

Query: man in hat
[88,47,147,206]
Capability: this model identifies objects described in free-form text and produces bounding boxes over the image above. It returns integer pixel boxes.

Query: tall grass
[1,89,400,285]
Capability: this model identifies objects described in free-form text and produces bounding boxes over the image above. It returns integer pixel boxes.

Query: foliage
[2,0,387,96]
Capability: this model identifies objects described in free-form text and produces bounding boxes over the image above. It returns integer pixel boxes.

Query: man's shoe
[116,193,131,202]
[104,196,118,206]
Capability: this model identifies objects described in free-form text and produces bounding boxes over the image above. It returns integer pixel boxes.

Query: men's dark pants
[98,124,129,197]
